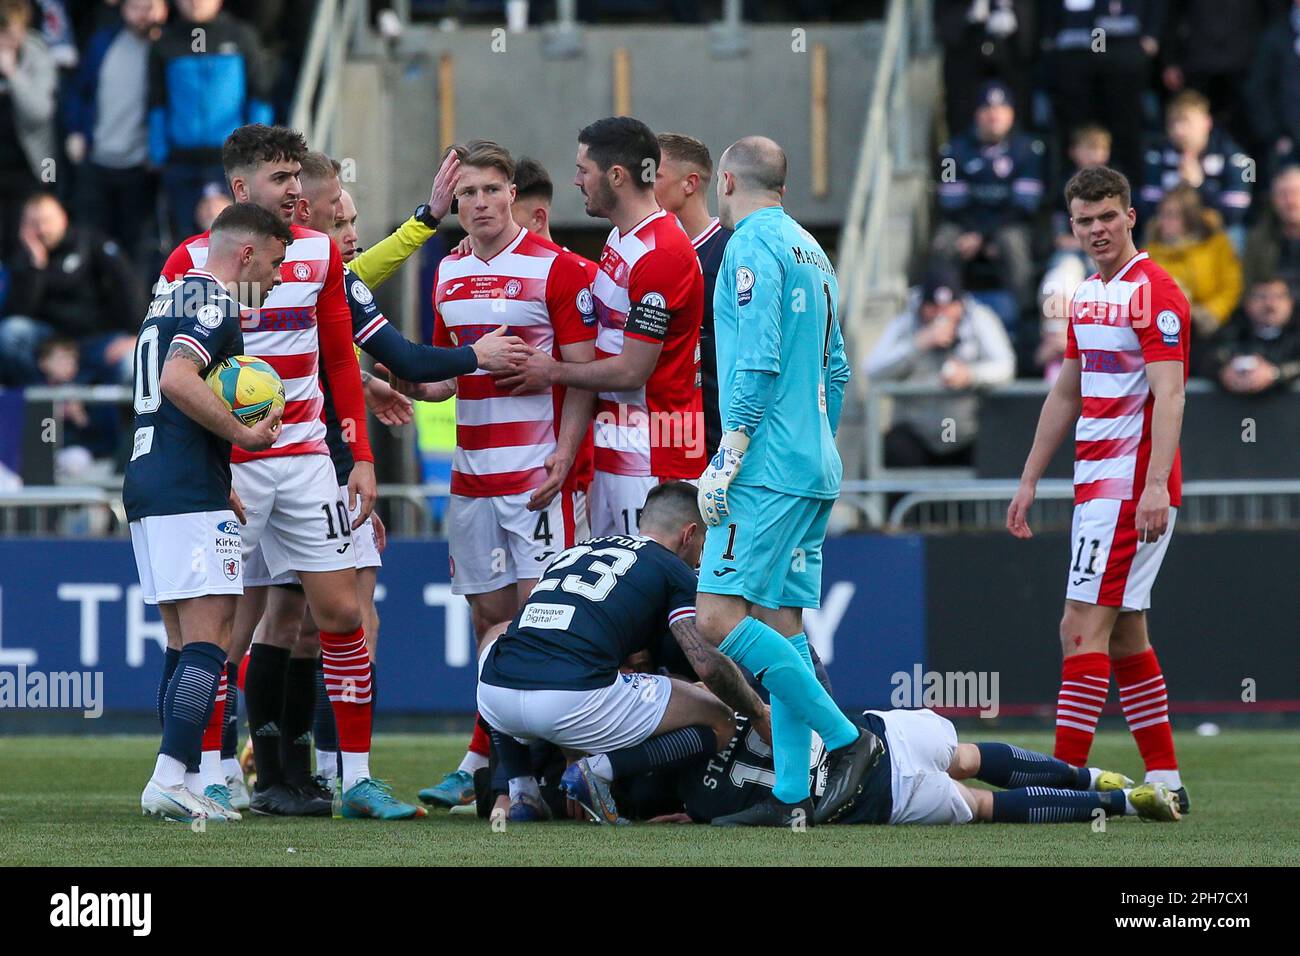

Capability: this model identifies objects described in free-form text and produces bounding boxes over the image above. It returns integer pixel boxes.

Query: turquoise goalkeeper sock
[769,632,815,803]
[719,616,859,765]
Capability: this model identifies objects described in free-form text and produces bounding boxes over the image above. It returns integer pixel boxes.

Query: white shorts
[129,510,244,605]
[232,456,356,579]
[1065,499,1177,610]
[589,472,694,538]
[243,485,380,586]
[866,708,974,826]
[448,489,583,595]
[242,542,298,588]
[344,485,382,571]
[477,669,673,754]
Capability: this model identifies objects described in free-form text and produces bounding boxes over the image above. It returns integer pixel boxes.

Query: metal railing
[290,0,365,154]
[836,0,909,341]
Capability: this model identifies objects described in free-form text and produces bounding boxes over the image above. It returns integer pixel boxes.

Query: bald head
[720,136,787,194]
[716,136,787,229]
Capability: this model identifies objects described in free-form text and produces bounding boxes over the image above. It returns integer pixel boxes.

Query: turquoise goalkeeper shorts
[697,483,832,610]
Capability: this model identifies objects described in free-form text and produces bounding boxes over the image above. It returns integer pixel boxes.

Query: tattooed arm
[670,615,768,724]
[159,341,280,451]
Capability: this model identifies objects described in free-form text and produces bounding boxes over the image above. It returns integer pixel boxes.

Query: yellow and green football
[206,355,285,426]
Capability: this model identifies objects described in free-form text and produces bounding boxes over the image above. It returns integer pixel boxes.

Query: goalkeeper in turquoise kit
[695,136,882,827]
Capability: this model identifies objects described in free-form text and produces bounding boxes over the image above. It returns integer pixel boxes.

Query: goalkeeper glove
[697,429,750,527]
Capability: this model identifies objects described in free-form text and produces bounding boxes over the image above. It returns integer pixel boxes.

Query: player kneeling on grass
[128,204,290,823]
[475,481,771,824]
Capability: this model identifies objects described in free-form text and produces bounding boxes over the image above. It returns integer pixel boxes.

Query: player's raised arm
[348,149,460,289]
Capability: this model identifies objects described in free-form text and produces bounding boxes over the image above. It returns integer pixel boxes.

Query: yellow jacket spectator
[1145,184,1242,337]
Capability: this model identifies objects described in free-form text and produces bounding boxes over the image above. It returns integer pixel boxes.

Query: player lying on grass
[633,704,1182,827]
[498,670,1182,827]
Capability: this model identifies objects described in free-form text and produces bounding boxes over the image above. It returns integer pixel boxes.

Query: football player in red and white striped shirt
[394,138,596,656]
[504,117,707,538]
[160,125,420,820]
[1007,166,1189,813]
[422,155,602,806]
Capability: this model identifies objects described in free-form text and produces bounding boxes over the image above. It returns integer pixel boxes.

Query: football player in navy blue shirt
[654,132,732,452]
[129,203,290,824]
[476,481,770,823]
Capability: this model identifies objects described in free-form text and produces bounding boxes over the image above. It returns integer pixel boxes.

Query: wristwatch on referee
[414,203,441,230]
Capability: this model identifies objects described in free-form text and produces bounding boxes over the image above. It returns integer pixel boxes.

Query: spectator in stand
[149,0,271,243]
[0,192,145,385]
[1140,90,1254,249]
[1144,184,1243,344]
[64,0,167,263]
[1243,164,1300,291]
[1159,0,1276,154]
[34,336,122,478]
[934,0,1038,141]
[194,183,231,232]
[0,0,57,259]
[1040,0,1165,182]
[933,80,1044,315]
[1046,124,1111,273]
[1204,275,1300,392]
[864,262,1015,468]
[1245,0,1300,173]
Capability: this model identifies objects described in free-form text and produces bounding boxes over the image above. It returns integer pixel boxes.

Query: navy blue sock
[157,647,181,728]
[489,728,533,793]
[221,662,239,760]
[605,726,717,780]
[976,742,1091,790]
[312,658,338,752]
[159,642,226,767]
[990,787,1125,823]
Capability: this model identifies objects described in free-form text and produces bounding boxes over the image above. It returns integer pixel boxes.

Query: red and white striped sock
[319,627,373,790]
[199,669,228,790]
[1114,647,1181,788]
[459,716,491,774]
[1054,652,1110,766]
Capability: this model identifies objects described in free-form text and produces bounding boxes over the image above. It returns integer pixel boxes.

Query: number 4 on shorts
[533,511,553,546]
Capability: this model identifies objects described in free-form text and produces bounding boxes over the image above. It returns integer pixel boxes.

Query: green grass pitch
[2,731,1297,866]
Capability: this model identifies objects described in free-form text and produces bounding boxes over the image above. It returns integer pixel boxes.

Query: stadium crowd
[874,0,1300,467]
[3,0,1298,479]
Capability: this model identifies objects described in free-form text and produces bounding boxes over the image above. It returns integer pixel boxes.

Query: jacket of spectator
[1244,9,1300,160]
[1040,0,1167,52]
[0,30,56,180]
[64,18,154,169]
[1141,127,1254,227]
[864,290,1016,454]
[1204,299,1300,390]
[1145,229,1242,331]
[937,127,1045,233]
[1161,0,1274,78]
[147,10,271,166]
[6,225,145,340]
